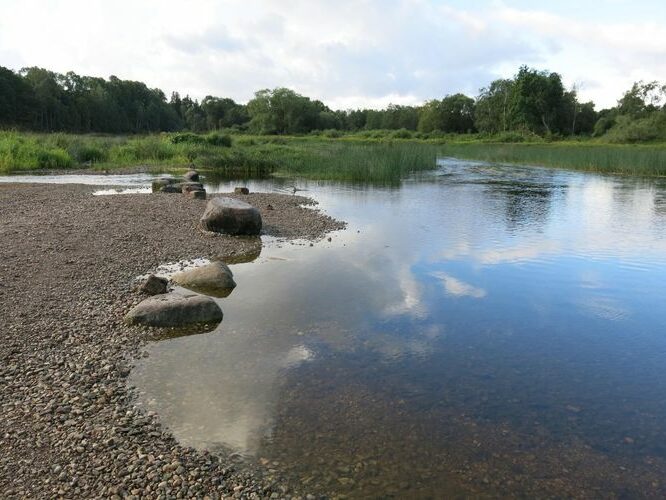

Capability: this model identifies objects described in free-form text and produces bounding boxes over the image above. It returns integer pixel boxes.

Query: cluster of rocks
[126,192,261,330]
[152,170,207,200]
[126,260,237,329]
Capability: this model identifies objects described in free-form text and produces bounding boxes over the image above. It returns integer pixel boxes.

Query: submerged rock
[172,261,236,298]
[125,292,223,327]
[139,274,168,295]
[200,197,262,235]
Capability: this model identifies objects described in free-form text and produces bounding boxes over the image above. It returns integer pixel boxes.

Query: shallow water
[8,161,666,496]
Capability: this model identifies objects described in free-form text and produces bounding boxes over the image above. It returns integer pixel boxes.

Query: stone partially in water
[159,183,182,194]
[181,182,204,193]
[125,292,223,327]
[234,187,250,195]
[184,170,200,182]
[139,274,168,295]
[200,197,262,235]
[152,177,179,193]
[172,261,236,298]
[186,189,206,200]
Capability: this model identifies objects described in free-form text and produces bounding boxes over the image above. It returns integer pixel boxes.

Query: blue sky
[1,0,664,109]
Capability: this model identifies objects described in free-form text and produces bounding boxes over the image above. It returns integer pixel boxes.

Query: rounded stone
[124,292,223,327]
[200,197,262,235]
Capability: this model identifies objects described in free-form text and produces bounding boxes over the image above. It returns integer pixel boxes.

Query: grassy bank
[437,142,666,176]
[2,131,666,180]
[0,131,440,183]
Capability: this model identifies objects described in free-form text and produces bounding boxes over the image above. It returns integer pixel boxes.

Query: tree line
[1,64,664,141]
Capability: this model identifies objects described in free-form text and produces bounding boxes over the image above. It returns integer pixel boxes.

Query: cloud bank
[1,0,665,109]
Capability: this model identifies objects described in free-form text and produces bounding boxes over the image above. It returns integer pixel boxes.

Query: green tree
[418,94,475,133]
[474,79,515,133]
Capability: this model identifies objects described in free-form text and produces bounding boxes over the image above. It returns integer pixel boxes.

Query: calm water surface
[26,160,666,497]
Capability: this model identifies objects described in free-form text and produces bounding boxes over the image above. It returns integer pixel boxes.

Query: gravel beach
[0,183,345,499]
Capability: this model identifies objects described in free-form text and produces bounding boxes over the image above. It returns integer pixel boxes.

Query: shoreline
[0,183,344,498]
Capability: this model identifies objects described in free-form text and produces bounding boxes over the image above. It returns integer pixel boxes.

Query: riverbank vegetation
[2,64,666,179]
[2,64,666,143]
[0,131,442,182]
[3,131,666,180]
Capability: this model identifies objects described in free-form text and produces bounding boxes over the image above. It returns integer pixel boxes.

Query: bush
[322,129,342,138]
[170,133,205,145]
[605,113,666,143]
[205,133,232,147]
[390,128,413,139]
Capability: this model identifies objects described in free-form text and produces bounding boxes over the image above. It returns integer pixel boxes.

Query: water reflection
[129,159,666,496]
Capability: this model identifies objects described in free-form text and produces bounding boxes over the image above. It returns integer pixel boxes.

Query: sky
[1,0,665,110]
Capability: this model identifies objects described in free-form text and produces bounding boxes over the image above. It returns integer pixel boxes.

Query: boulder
[184,170,200,182]
[152,176,179,192]
[139,274,168,295]
[186,189,206,200]
[234,187,250,195]
[159,183,182,194]
[200,197,262,235]
[181,182,204,193]
[125,292,223,327]
[172,261,236,298]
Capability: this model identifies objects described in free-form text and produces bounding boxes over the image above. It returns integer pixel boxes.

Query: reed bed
[437,143,666,176]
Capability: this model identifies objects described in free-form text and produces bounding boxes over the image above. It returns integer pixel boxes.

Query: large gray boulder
[125,292,223,327]
[172,261,236,298]
[200,197,262,235]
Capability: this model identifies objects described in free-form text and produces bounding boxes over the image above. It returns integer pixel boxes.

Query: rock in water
[159,183,182,193]
[234,187,250,195]
[184,170,200,182]
[139,274,168,295]
[200,197,262,235]
[181,182,204,193]
[172,261,236,298]
[152,177,179,193]
[124,292,223,327]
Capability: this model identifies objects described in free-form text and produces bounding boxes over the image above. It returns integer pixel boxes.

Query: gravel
[0,183,345,499]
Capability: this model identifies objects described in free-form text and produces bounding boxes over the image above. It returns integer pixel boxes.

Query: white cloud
[0,0,662,108]
[432,272,487,298]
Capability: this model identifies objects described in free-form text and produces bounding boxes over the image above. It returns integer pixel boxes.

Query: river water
[9,160,666,496]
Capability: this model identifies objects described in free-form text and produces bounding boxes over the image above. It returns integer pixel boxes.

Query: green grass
[437,142,666,176]
[2,130,666,180]
[0,131,441,182]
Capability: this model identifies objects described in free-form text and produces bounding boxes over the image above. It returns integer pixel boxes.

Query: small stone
[139,275,168,296]
[266,204,274,210]
[234,187,250,195]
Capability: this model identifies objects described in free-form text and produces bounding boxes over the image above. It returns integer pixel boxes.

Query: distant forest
[1,65,665,142]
